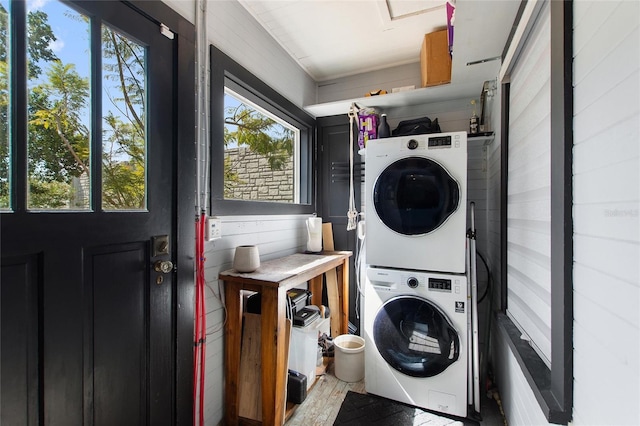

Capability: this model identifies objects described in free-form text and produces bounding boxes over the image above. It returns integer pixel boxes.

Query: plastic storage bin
[288,317,329,390]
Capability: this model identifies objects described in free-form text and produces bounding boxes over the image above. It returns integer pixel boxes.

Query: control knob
[407,277,419,288]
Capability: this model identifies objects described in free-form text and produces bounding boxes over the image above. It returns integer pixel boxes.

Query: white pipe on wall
[196,0,209,214]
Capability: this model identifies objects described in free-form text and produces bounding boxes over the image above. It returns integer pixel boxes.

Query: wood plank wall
[571,1,639,424]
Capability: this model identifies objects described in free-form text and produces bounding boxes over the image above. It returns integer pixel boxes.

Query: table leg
[260,286,288,426]
[309,275,323,307]
[223,281,243,425]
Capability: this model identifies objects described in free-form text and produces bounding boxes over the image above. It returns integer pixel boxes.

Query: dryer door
[373,295,460,377]
[373,157,459,235]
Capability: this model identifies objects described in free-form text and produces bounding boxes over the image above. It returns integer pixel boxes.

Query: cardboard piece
[322,223,341,337]
[420,29,452,87]
[238,313,262,420]
[239,314,292,422]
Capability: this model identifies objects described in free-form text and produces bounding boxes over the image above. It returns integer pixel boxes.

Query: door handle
[154,260,174,274]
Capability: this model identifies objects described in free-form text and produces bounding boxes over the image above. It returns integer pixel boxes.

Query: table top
[219,251,352,289]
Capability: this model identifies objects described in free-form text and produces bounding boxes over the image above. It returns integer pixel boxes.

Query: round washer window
[373,295,460,377]
[373,157,459,235]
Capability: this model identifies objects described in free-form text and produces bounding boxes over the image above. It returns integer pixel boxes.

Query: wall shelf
[304,80,484,118]
[468,132,495,145]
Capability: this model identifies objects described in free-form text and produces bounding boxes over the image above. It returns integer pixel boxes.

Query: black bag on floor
[391,116,441,136]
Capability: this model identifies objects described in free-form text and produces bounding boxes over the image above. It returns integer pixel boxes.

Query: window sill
[495,313,571,425]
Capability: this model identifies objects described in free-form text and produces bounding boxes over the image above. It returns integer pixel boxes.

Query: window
[223,85,299,204]
[210,45,315,215]
[498,0,573,423]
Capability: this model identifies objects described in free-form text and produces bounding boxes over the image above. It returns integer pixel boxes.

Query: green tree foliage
[26,10,59,79]
[0,5,59,207]
[28,61,91,209]
[101,26,146,209]
[30,62,91,177]
[224,102,293,170]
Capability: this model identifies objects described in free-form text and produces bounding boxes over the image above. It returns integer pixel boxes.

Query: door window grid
[3,0,147,212]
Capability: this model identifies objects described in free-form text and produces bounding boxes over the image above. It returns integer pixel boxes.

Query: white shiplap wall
[163,0,316,110]
[491,1,640,425]
[571,1,640,425]
[200,215,310,424]
[161,1,318,425]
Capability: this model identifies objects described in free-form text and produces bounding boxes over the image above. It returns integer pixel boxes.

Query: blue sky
[27,0,91,84]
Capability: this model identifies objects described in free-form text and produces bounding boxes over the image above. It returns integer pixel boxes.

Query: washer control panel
[428,278,452,292]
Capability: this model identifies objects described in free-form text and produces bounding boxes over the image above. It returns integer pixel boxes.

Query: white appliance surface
[364,266,468,417]
[365,132,467,273]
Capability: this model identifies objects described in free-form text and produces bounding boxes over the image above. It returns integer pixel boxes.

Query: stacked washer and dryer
[363,131,471,418]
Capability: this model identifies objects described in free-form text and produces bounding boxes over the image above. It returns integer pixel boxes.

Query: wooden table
[220,251,352,426]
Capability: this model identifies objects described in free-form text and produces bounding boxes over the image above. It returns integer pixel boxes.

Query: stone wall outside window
[224,147,294,202]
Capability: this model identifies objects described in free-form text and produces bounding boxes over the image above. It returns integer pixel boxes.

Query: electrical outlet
[206,217,222,241]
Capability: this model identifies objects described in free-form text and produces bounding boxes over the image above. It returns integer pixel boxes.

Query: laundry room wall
[570,1,639,424]
[489,1,640,425]
[163,2,637,425]
[162,1,318,424]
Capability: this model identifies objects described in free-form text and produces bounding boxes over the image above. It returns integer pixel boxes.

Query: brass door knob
[154,260,174,274]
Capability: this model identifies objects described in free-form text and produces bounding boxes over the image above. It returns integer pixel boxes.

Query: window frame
[209,45,316,215]
[498,0,573,424]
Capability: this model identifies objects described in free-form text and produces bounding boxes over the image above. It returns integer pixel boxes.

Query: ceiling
[237,0,522,83]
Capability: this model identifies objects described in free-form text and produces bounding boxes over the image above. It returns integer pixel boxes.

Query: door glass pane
[223,87,299,203]
[26,1,90,210]
[0,0,9,209]
[373,295,460,377]
[373,157,459,235]
[101,25,146,211]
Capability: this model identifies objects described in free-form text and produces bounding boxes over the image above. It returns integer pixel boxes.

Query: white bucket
[333,334,365,382]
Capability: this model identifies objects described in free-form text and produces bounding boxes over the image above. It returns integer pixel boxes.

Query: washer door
[373,295,460,377]
[373,157,459,235]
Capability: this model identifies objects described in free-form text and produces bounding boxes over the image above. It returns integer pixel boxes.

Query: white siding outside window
[506,3,552,365]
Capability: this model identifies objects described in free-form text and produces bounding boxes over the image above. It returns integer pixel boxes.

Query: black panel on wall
[318,115,363,333]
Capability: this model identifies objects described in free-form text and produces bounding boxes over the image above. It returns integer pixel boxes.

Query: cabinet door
[318,115,362,332]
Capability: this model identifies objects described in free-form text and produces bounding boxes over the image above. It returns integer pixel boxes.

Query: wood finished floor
[285,361,506,426]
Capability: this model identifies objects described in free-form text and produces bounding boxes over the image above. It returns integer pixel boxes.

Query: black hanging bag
[391,116,441,136]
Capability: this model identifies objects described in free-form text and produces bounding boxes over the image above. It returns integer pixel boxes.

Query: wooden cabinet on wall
[317,115,362,332]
